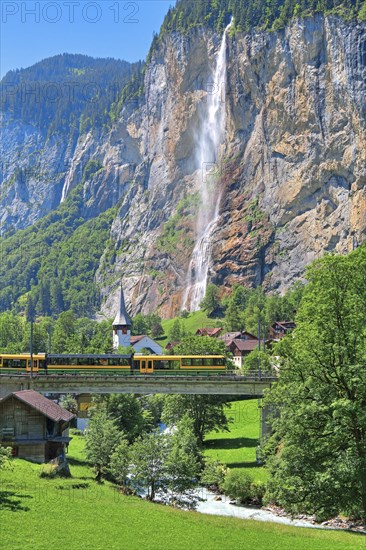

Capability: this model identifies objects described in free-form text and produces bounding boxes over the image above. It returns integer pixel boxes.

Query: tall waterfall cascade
[182,20,232,312]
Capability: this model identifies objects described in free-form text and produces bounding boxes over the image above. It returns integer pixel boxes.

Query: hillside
[0,433,363,548]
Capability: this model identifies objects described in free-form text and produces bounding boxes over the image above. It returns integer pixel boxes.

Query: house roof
[274,321,296,329]
[166,341,180,349]
[1,390,75,422]
[196,327,222,337]
[220,331,258,345]
[113,284,132,327]
[230,339,259,352]
[130,335,146,344]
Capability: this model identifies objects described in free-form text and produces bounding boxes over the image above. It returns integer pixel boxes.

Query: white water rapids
[182,20,232,311]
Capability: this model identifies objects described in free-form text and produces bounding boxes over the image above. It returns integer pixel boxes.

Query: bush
[250,481,266,505]
[39,464,58,478]
[200,459,227,489]
[221,470,252,503]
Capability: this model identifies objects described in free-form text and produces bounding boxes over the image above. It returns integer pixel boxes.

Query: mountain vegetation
[159,0,364,37]
[0,186,116,317]
[0,54,143,134]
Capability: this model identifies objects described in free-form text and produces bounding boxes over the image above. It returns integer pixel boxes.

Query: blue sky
[0,1,175,77]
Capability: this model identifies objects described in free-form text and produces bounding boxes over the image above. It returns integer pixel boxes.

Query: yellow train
[0,353,227,376]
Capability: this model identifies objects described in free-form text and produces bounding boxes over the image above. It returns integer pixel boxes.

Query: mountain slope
[0,1,365,318]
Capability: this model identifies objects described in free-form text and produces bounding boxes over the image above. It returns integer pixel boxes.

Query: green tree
[132,314,148,335]
[59,394,78,415]
[222,470,253,503]
[0,313,25,353]
[173,335,227,356]
[224,285,251,331]
[243,287,267,339]
[52,310,76,353]
[105,394,150,443]
[165,435,200,505]
[201,458,227,488]
[242,350,272,374]
[264,247,366,521]
[85,410,122,481]
[50,280,64,315]
[150,320,164,339]
[109,437,130,487]
[26,295,36,323]
[199,284,221,316]
[38,281,51,317]
[168,318,183,342]
[162,394,231,444]
[129,431,167,501]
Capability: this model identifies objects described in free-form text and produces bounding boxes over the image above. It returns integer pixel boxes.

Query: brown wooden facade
[0,391,75,463]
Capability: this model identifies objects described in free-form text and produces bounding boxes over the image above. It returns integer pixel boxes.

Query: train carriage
[133,355,227,375]
[46,354,132,375]
[0,354,46,374]
[0,353,227,376]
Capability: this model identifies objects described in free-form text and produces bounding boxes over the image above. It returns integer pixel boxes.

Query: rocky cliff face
[1,15,365,317]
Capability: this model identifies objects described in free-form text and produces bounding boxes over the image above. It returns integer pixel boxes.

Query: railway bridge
[0,374,276,438]
[0,374,275,399]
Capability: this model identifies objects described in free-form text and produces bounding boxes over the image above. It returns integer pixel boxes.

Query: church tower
[113,284,132,350]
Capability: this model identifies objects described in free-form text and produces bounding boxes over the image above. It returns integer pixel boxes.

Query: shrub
[250,481,266,505]
[200,458,227,489]
[221,470,252,503]
[39,464,58,478]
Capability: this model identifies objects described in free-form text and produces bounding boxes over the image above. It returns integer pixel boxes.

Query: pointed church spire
[113,284,132,328]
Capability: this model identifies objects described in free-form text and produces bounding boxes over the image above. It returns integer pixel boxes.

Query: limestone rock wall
[1,15,365,317]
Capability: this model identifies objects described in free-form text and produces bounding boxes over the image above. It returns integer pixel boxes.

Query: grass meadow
[159,310,221,346]
[0,402,364,549]
[204,398,268,482]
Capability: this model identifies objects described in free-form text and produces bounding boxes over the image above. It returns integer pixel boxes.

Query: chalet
[229,339,259,369]
[269,321,296,340]
[219,330,258,347]
[0,390,75,463]
[195,327,223,338]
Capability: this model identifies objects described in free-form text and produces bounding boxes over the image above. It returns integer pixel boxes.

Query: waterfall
[182,20,232,312]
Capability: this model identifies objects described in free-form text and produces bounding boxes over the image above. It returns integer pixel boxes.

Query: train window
[181,359,192,366]
[3,359,27,368]
[169,360,181,370]
[202,358,214,366]
[190,358,203,367]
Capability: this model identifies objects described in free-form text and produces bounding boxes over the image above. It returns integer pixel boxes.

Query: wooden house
[219,330,258,347]
[269,321,296,340]
[229,339,260,369]
[0,390,75,463]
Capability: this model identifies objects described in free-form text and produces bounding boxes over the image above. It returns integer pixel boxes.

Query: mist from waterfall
[182,20,232,312]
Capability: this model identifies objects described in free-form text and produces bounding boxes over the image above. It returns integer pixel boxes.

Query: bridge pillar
[261,404,272,439]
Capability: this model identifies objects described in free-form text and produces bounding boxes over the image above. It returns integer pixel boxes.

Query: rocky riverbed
[195,488,366,533]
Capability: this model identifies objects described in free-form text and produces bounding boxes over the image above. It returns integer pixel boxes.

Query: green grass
[204,399,268,482]
[0,436,364,549]
[160,310,223,347]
